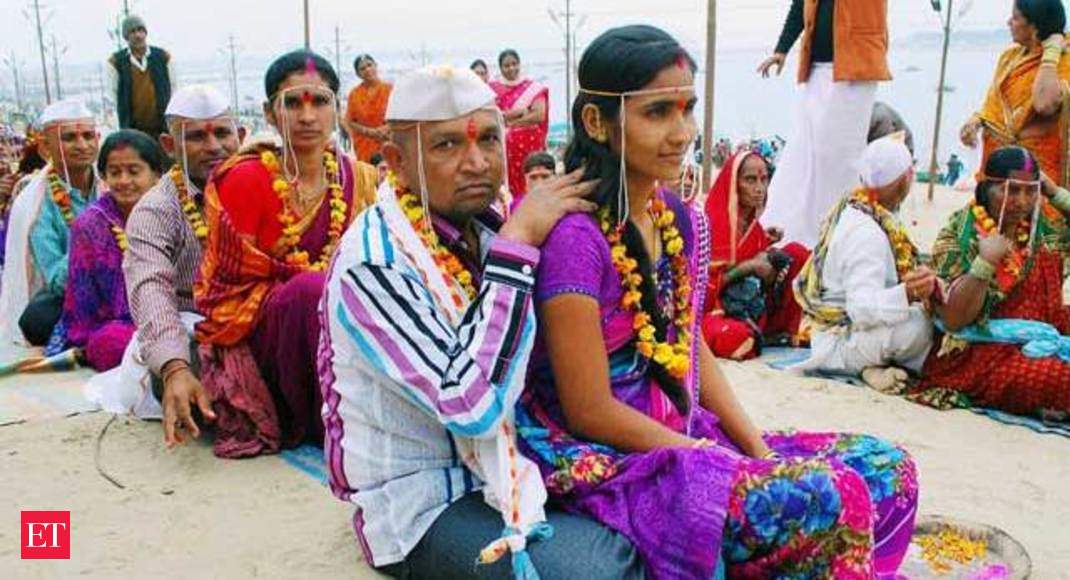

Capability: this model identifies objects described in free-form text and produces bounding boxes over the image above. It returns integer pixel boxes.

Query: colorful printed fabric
[490,78,549,198]
[519,192,918,578]
[49,195,135,371]
[916,249,1070,417]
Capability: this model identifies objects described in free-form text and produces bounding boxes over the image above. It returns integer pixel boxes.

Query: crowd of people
[0,0,1067,577]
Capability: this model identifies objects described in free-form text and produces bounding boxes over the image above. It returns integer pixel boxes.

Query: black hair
[353,54,375,73]
[498,49,520,67]
[96,129,168,176]
[264,49,340,101]
[1016,0,1067,40]
[369,152,384,166]
[974,145,1039,206]
[18,140,46,174]
[470,59,488,71]
[566,25,697,415]
[522,151,555,174]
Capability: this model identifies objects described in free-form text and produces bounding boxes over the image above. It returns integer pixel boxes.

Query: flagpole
[701,0,717,192]
[927,0,954,201]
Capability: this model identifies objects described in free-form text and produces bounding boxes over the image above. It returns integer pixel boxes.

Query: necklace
[970,201,1031,293]
[390,172,478,309]
[260,149,348,271]
[169,165,208,242]
[599,197,692,379]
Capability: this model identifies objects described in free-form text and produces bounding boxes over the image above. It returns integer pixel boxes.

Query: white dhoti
[803,308,933,375]
[0,168,48,347]
[764,64,877,247]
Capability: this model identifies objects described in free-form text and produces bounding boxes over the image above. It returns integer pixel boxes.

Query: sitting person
[319,65,643,579]
[124,84,244,446]
[522,150,556,191]
[914,145,1070,417]
[701,151,810,360]
[518,25,918,578]
[47,130,166,370]
[0,99,102,346]
[794,135,940,392]
[194,50,377,457]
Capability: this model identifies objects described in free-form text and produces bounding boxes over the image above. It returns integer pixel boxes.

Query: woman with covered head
[194,49,378,457]
[516,25,918,578]
[47,130,165,370]
[962,0,1070,191]
[701,151,810,360]
[490,49,549,199]
[914,145,1070,417]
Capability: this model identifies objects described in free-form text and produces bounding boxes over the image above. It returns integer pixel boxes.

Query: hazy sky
[0,0,1016,74]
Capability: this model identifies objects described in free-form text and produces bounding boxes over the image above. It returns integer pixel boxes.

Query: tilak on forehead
[466,116,479,143]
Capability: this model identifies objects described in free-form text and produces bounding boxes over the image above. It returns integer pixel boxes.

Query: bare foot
[861,366,910,395]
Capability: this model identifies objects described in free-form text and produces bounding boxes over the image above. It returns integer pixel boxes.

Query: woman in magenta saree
[490,49,549,201]
[517,26,917,579]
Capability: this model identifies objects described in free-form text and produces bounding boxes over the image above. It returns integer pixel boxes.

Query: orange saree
[346,82,392,163]
[978,43,1070,187]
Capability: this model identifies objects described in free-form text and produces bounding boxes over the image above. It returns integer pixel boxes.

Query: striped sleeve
[335,237,538,439]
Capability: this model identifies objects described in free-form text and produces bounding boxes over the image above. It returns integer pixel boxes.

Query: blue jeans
[379,492,645,579]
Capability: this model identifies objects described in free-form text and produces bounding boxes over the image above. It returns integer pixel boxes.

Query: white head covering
[386,65,510,212]
[859,135,913,189]
[38,98,94,128]
[386,65,496,122]
[165,84,231,120]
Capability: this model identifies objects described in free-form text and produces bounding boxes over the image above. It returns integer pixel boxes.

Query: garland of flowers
[169,165,208,242]
[848,189,918,281]
[260,149,348,272]
[389,172,478,307]
[111,224,129,252]
[969,201,1031,293]
[47,170,76,224]
[599,197,692,380]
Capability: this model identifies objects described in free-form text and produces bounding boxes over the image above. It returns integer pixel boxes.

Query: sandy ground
[2,185,1068,578]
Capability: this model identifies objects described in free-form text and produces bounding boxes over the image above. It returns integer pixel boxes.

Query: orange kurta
[346,82,392,163]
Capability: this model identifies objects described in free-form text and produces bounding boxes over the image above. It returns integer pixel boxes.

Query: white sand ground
[1,185,1068,579]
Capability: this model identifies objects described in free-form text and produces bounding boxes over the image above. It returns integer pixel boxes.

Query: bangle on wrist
[969,256,996,282]
[1051,187,1070,213]
[161,361,189,385]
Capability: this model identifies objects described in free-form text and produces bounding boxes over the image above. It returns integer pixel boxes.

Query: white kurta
[0,167,48,347]
[763,64,878,247]
[796,205,932,374]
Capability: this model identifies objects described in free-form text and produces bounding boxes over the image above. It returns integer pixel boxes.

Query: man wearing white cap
[0,99,101,346]
[319,66,642,578]
[794,135,940,392]
[123,84,243,446]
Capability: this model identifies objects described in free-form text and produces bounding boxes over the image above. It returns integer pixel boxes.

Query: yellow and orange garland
[389,172,478,308]
[599,198,693,380]
[970,201,1031,293]
[47,171,77,224]
[111,224,129,252]
[169,165,208,242]
[260,149,348,272]
[849,189,918,281]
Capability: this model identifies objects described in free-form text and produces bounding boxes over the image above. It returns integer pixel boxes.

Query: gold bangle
[691,438,714,449]
[969,256,996,282]
[161,361,189,385]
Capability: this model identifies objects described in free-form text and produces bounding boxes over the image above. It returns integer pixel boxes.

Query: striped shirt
[319,204,539,567]
[122,173,203,375]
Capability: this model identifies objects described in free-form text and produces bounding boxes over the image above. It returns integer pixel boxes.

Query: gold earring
[594,131,607,143]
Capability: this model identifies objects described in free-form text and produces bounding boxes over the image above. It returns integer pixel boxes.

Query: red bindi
[466,117,478,142]
[204,122,216,133]
[302,90,313,104]
[676,98,688,112]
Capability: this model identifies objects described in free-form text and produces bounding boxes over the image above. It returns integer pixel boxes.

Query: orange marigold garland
[169,165,209,242]
[388,172,477,308]
[970,201,1031,293]
[260,149,348,272]
[47,170,77,224]
[599,197,693,380]
[849,189,918,281]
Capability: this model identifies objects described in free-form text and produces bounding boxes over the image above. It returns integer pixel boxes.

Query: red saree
[195,149,377,457]
[701,152,809,360]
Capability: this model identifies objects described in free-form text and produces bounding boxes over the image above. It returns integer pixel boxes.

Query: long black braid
[565,25,697,415]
